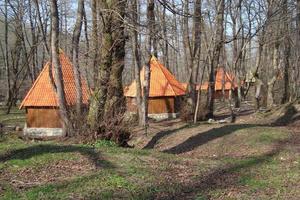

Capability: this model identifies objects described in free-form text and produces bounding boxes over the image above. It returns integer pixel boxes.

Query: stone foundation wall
[23,125,63,138]
[148,113,178,120]
[126,112,178,121]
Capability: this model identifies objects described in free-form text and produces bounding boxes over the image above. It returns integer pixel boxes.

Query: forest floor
[0,102,299,199]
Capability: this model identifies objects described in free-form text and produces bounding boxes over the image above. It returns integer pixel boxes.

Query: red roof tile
[20,51,89,108]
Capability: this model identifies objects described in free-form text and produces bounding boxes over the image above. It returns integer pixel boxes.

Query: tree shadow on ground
[84,135,295,200]
[163,124,259,154]
[0,144,113,169]
[169,134,299,200]
[143,124,190,149]
[272,105,300,126]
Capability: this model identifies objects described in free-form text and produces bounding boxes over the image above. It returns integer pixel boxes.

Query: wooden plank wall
[214,90,230,99]
[126,97,175,114]
[26,108,62,128]
[148,97,174,113]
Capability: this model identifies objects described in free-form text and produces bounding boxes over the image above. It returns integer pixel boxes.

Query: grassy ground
[0,106,25,127]
[0,106,299,199]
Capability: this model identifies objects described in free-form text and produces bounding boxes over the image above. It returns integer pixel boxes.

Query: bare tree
[2,1,35,113]
[281,0,290,103]
[188,0,202,114]
[131,0,143,126]
[296,0,300,99]
[71,0,84,115]
[161,2,169,69]
[88,0,128,145]
[91,0,99,85]
[33,0,50,54]
[140,0,155,130]
[28,0,38,80]
[3,0,11,106]
[207,0,225,118]
[50,0,72,136]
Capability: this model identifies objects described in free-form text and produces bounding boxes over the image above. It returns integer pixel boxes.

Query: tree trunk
[50,0,71,136]
[296,0,300,98]
[88,0,111,129]
[63,1,68,52]
[207,0,225,118]
[4,0,11,107]
[151,0,158,58]
[260,47,269,108]
[255,77,263,110]
[189,0,202,114]
[28,0,37,81]
[71,0,84,115]
[182,0,191,78]
[194,59,206,123]
[33,0,49,54]
[83,4,91,91]
[88,0,127,138]
[172,0,180,79]
[7,3,23,113]
[229,0,240,107]
[131,0,143,126]
[281,0,290,104]
[140,0,155,130]
[91,0,99,85]
[267,45,279,107]
[162,4,169,69]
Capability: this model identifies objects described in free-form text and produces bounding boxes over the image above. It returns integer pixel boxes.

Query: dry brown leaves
[0,154,97,190]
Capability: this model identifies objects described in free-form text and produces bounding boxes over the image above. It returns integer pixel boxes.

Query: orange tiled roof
[181,83,201,91]
[20,51,89,108]
[200,67,238,91]
[124,56,186,97]
[181,68,238,91]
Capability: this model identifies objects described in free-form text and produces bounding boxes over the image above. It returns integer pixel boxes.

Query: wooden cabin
[200,68,238,99]
[182,68,238,99]
[19,51,89,137]
[124,56,185,119]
